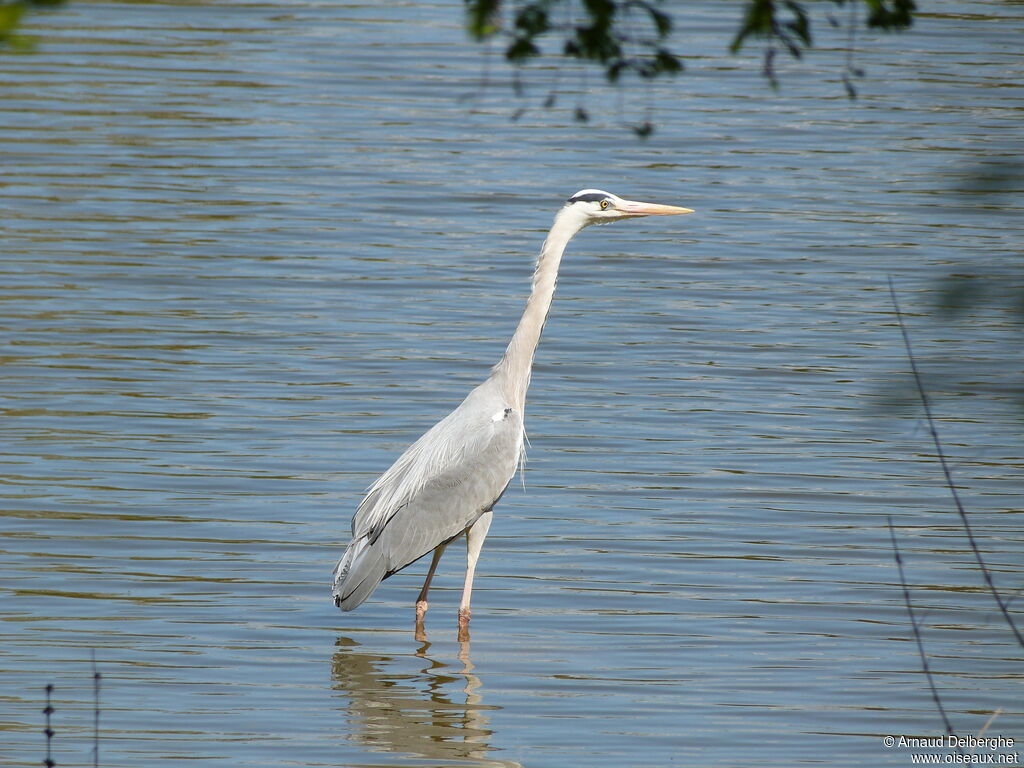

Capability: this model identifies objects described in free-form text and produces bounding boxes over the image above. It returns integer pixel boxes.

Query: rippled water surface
[2,1,1022,766]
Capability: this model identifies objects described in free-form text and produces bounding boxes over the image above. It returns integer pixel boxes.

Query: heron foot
[415,600,429,641]
[457,607,471,642]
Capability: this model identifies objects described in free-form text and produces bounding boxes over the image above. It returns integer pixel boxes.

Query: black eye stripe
[567,192,609,204]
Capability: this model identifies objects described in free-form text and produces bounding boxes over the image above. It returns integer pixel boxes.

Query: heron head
[563,189,694,227]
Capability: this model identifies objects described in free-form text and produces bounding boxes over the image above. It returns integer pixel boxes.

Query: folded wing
[333,379,523,611]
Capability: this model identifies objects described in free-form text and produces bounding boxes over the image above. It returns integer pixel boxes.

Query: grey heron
[333,189,694,639]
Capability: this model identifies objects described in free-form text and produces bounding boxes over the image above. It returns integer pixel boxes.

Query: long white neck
[493,207,586,410]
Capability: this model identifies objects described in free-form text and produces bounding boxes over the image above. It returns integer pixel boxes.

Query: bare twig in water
[43,684,55,768]
[978,708,1003,740]
[888,515,961,747]
[888,277,1024,648]
[91,651,102,768]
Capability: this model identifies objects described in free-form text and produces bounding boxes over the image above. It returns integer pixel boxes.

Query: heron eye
[600,200,610,210]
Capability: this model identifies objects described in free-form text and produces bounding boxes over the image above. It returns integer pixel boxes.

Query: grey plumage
[333,379,522,610]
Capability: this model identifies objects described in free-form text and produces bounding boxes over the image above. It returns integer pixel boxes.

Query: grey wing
[332,380,523,611]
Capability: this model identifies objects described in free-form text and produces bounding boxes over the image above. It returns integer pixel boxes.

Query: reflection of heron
[330,636,522,768]
[333,190,693,638]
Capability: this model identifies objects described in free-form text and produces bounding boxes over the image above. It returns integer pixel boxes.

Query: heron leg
[457,510,493,642]
[415,543,447,639]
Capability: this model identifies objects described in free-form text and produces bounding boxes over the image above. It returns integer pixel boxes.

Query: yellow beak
[617,199,695,216]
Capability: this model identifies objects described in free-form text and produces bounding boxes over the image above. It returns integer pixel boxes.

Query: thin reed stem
[44,683,55,768]
[888,515,960,746]
[888,277,1024,648]
[92,651,101,768]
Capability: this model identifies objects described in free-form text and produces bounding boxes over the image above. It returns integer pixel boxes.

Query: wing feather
[333,379,523,609]
[353,382,519,542]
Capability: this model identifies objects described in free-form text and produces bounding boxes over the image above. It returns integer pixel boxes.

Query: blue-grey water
[2,1,1022,766]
